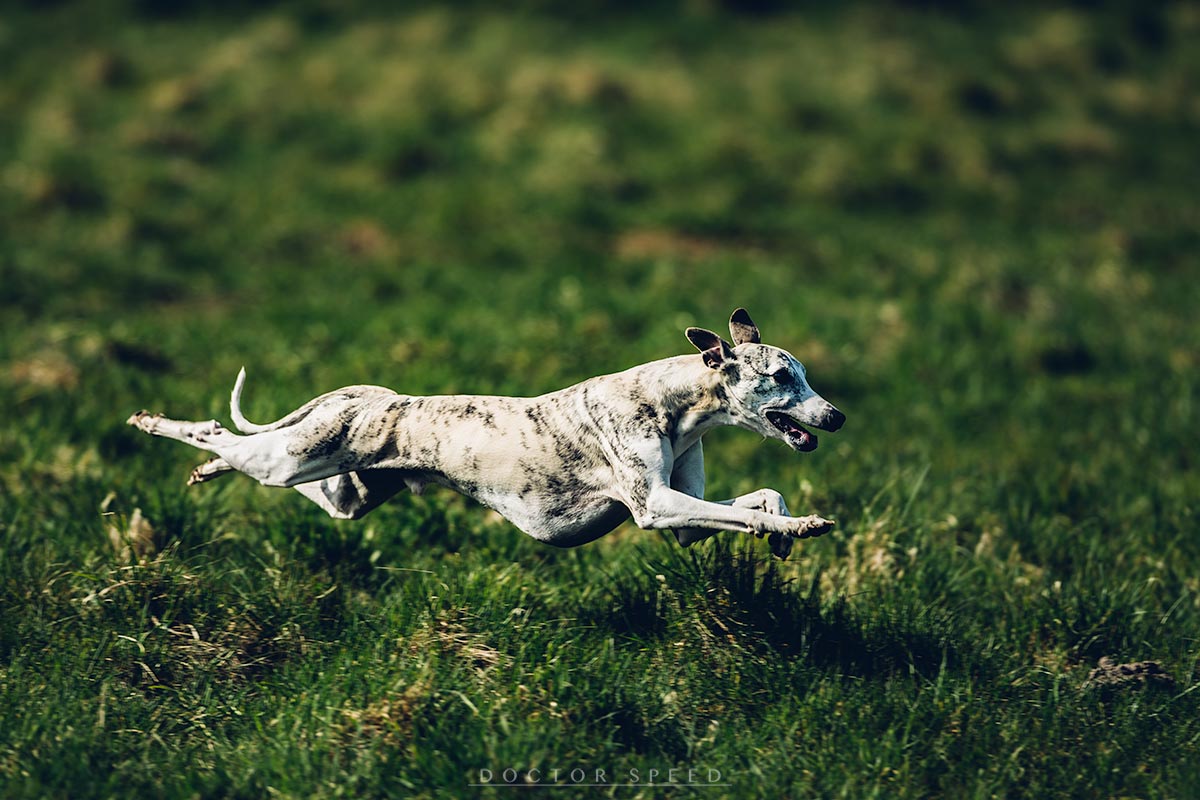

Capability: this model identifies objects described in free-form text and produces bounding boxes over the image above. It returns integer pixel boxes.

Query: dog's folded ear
[686,327,735,369]
[728,308,761,345]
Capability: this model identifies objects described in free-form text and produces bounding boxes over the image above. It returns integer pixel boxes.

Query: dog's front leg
[666,440,830,558]
[636,485,832,556]
[628,440,832,559]
[669,441,718,548]
[669,442,790,549]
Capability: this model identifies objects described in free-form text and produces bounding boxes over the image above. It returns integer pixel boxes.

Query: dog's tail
[230,367,275,433]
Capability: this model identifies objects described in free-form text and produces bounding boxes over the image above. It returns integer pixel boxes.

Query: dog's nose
[825,407,845,432]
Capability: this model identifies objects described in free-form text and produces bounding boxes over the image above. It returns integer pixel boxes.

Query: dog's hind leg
[130,380,408,492]
[188,456,234,485]
[291,469,410,520]
[128,411,237,454]
[148,413,409,516]
[128,411,326,488]
[129,411,268,481]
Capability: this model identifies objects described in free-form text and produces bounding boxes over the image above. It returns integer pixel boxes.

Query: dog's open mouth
[766,410,818,452]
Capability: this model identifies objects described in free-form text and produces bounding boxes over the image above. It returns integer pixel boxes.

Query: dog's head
[686,308,844,452]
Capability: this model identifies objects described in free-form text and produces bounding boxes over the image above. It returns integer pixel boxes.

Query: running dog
[127,309,844,559]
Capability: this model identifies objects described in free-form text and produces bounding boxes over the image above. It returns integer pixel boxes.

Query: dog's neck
[635,355,731,452]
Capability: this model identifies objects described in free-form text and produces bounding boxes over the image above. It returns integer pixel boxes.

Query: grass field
[2,2,1199,797]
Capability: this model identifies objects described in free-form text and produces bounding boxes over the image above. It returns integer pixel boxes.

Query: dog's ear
[728,308,761,345]
[686,327,735,369]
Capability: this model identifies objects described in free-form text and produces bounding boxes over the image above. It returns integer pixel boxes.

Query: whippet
[127,309,844,559]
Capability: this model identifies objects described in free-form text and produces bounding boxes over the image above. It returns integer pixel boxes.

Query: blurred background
[3,0,1198,524]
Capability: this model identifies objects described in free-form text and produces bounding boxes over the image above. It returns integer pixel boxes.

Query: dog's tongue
[786,421,818,452]
[767,410,819,452]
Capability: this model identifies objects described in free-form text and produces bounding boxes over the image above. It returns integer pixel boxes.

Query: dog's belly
[475,489,632,547]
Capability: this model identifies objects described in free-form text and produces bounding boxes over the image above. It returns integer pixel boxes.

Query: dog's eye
[770,369,792,385]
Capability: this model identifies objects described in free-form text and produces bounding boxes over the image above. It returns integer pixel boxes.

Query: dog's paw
[794,514,835,539]
[126,410,162,432]
[766,515,836,558]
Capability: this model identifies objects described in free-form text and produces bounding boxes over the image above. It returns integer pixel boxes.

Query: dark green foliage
[1,2,1198,797]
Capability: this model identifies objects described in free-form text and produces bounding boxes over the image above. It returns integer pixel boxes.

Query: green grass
[2,2,1199,797]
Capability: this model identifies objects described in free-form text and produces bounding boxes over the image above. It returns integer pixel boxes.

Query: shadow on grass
[581,538,962,682]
